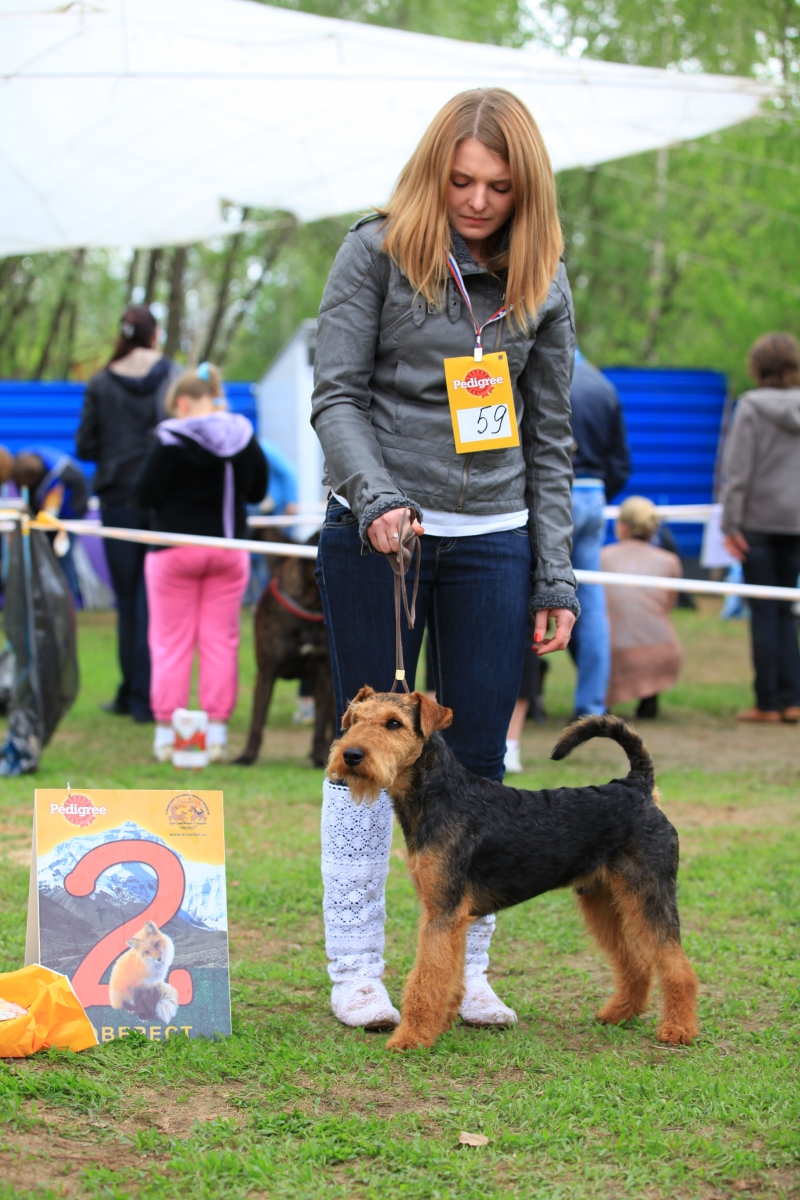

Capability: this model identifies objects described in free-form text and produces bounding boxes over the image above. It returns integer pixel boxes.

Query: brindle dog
[328,688,699,1052]
[235,535,335,768]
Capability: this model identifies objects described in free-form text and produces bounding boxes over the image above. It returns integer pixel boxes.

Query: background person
[76,305,178,722]
[312,88,578,1032]
[720,332,800,724]
[569,348,630,716]
[12,447,89,604]
[601,496,682,718]
[135,364,267,763]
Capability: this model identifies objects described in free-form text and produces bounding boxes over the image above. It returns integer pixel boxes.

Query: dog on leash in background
[328,690,698,1051]
[235,533,335,768]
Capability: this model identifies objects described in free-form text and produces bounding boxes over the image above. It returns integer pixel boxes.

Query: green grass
[0,606,798,1199]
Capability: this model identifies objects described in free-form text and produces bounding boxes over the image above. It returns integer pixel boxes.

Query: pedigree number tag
[443,352,520,455]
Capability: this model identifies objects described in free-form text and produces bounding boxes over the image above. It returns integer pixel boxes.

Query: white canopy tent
[0,0,768,254]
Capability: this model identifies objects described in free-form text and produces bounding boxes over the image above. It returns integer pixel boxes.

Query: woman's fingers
[532,608,576,656]
[367,508,424,553]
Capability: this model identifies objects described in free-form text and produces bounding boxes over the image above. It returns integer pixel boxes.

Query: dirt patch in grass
[0,1085,242,1198]
[661,800,800,829]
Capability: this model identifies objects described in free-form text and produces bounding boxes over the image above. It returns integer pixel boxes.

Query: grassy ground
[0,602,798,1199]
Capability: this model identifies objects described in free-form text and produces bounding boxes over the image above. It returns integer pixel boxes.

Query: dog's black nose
[343,747,365,768]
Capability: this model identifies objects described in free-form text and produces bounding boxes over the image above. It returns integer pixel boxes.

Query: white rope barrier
[49,520,319,560]
[248,504,719,529]
[4,510,799,602]
[574,569,800,603]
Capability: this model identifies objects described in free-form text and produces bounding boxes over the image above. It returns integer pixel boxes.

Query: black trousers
[102,502,151,719]
[742,530,800,712]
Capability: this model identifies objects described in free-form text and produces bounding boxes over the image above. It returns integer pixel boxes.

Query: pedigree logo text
[49,795,107,829]
[451,367,506,399]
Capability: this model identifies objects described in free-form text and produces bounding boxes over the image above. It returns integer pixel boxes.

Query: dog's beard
[326,749,394,805]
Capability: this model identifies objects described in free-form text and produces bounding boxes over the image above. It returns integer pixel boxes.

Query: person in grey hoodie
[721,331,800,723]
[312,89,578,1033]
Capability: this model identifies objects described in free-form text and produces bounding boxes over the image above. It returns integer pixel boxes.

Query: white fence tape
[574,569,800,603]
[5,511,799,603]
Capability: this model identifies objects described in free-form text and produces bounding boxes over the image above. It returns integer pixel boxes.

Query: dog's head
[326,686,452,803]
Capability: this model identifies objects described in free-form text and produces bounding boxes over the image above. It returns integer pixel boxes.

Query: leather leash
[386,510,421,693]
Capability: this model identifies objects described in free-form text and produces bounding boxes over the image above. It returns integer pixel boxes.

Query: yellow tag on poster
[443,351,520,454]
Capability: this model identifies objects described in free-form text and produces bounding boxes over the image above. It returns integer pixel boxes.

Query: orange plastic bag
[0,964,97,1057]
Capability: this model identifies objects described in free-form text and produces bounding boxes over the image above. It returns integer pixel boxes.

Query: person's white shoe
[207,722,228,763]
[153,725,174,763]
[331,979,400,1030]
[504,740,523,774]
[459,976,518,1027]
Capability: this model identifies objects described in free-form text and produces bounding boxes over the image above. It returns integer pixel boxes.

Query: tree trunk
[215,223,295,367]
[32,249,85,380]
[200,210,250,363]
[164,246,188,358]
[127,249,140,302]
[60,249,86,378]
[640,146,669,362]
[144,248,163,304]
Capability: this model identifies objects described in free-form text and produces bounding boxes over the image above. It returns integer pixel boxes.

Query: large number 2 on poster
[64,841,193,1008]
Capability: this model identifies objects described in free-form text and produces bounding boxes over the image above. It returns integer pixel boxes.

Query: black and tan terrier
[327,688,698,1052]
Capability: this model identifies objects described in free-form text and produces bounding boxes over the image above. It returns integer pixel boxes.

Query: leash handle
[387,509,420,694]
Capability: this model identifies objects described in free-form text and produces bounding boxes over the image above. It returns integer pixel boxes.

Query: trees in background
[0,0,796,391]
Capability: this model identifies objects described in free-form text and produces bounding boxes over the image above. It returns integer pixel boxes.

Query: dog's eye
[385,718,403,730]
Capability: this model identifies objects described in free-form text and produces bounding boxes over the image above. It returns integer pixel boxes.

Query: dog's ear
[341,685,375,728]
[413,692,453,737]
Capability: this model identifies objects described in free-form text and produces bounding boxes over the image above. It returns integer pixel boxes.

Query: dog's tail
[550,714,654,788]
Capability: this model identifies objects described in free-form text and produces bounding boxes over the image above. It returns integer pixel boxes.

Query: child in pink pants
[145,544,250,738]
[136,362,268,761]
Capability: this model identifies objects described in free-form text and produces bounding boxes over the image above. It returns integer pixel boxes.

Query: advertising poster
[26,789,231,1042]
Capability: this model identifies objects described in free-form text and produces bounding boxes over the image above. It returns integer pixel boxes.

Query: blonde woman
[601,497,683,719]
[312,89,578,1031]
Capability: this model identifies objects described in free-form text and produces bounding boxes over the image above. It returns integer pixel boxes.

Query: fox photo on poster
[26,789,231,1042]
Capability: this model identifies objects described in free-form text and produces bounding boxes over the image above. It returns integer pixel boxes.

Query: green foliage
[531,0,800,79]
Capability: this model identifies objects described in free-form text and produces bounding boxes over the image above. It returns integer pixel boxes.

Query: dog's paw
[385,1030,429,1052]
[656,1021,697,1046]
[232,752,256,767]
[597,1000,636,1025]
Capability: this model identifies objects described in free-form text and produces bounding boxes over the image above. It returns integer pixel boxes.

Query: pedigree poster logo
[49,794,107,829]
[443,351,520,455]
[167,792,209,826]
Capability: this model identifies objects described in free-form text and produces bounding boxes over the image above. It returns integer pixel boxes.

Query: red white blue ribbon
[447,253,507,361]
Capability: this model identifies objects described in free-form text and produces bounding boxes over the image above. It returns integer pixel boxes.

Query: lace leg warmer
[464,913,497,979]
[321,778,393,985]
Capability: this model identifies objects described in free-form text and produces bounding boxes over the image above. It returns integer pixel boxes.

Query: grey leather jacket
[311,216,578,612]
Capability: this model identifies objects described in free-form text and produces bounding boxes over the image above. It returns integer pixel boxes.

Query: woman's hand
[367,507,425,555]
[532,607,576,656]
[724,532,749,563]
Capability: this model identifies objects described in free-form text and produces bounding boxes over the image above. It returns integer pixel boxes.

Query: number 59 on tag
[443,351,520,454]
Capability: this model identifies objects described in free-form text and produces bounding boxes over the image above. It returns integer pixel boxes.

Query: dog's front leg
[387,910,470,1052]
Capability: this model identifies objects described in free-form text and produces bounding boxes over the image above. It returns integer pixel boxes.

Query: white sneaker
[331,979,400,1030]
[459,977,518,1027]
[207,722,228,763]
[153,725,174,763]
[293,697,316,726]
[504,740,523,774]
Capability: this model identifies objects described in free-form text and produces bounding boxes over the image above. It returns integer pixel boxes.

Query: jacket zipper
[455,454,473,511]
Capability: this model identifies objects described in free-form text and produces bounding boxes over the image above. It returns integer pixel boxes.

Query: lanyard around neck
[447,253,507,362]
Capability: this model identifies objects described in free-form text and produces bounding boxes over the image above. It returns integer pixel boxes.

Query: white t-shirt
[332,493,528,538]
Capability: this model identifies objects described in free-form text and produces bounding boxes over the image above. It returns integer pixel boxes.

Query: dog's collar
[268,576,325,623]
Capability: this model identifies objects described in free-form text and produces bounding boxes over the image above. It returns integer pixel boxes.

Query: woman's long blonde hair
[380,88,562,330]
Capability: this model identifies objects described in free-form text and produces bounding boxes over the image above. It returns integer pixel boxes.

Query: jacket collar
[449,226,510,277]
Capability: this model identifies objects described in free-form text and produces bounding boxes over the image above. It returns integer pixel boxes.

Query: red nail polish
[533,632,543,643]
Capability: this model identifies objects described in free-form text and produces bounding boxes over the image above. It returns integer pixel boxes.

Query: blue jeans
[317,499,531,780]
[570,485,610,715]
